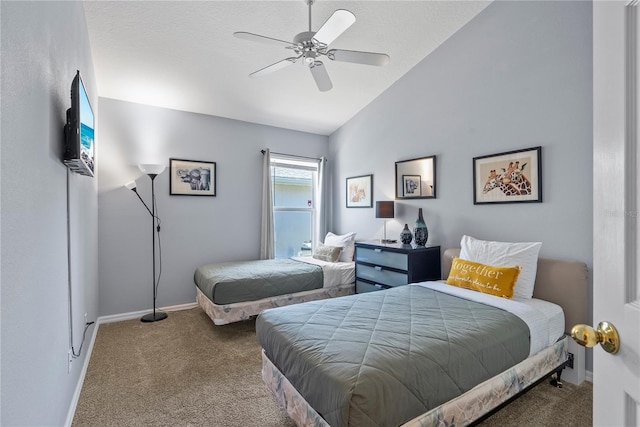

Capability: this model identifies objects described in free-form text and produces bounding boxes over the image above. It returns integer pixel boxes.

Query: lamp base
[140,311,168,323]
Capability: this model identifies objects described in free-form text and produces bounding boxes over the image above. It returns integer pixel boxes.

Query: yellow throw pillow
[446,258,521,298]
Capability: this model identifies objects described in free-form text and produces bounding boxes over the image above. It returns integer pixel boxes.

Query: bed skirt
[261,335,569,426]
[196,284,355,326]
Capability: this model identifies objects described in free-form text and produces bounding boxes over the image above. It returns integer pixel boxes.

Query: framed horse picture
[473,147,542,204]
[346,174,373,208]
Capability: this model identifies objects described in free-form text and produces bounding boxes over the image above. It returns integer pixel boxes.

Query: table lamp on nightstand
[376,201,396,244]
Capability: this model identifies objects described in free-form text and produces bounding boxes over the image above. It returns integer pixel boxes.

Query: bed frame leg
[550,367,564,388]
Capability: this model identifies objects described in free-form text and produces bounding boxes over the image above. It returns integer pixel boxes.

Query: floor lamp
[125,164,167,322]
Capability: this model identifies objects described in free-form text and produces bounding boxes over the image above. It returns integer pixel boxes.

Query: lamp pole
[140,173,167,322]
[128,163,168,323]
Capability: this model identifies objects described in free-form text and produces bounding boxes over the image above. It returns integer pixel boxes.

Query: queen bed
[255,245,589,426]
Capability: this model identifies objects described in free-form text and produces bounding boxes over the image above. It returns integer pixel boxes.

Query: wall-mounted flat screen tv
[64,70,94,177]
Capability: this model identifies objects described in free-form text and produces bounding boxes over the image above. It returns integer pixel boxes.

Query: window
[271,156,319,259]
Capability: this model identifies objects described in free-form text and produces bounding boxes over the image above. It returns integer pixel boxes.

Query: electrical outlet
[68,350,73,373]
[567,352,574,369]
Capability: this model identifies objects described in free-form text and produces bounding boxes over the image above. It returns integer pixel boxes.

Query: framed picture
[402,175,422,197]
[473,146,542,204]
[395,155,436,199]
[169,158,216,196]
[346,174,373,208]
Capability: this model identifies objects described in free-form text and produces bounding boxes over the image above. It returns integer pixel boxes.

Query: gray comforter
[194,258,323,305]
[256,285,530,426]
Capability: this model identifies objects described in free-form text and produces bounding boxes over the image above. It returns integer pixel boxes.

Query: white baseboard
[586,370,593,383]
[98,301,199,324]
[64,320,99,427]
[63,301,198,426]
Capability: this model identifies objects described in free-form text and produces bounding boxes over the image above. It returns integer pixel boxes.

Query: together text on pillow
[446,258,521,298]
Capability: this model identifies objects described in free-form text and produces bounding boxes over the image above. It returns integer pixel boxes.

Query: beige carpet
[73,308,592,426]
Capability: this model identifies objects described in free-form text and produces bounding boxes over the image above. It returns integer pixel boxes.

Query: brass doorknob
[570,321,620,354]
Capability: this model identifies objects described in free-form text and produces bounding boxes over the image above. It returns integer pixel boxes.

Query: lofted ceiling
[83,1,491,136]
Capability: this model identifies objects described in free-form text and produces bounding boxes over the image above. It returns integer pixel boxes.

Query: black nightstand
[354,242,441,293]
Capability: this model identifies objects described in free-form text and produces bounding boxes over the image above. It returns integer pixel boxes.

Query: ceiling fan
[234,0,390,92]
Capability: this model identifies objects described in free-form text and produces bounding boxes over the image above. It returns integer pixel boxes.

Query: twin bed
[195,256,355,325]
[255,248,589,426]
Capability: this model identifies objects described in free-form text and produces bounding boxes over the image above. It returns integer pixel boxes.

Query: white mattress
[415,281,565,356]
[291,256,355,288]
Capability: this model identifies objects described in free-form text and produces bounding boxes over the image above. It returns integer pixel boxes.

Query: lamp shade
[375,201,394,219]
[125,181,137,191]
[138,164,166,175]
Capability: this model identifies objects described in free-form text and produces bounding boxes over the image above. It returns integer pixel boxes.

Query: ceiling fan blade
[312,9,356,46]
[309,61,333,92]
[234,31,295,48]
[249,57,298,78]
[327,49,390,66]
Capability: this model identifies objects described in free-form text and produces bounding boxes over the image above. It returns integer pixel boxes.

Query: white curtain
[260,149,275,259]
[314,156,329,249]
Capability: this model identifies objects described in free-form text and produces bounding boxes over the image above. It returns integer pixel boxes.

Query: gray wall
[329,2,593,368]
[98,98,329,316]
[1,2,99,425]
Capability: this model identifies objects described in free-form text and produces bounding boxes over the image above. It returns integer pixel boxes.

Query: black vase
[400,224,413,244]
[414,208,429,246]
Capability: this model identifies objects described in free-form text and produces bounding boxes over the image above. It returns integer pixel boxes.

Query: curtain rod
[261,150,326,162]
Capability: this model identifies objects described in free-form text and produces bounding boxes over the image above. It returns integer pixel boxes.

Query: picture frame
[169,158,216,196]
[402,175,422,197]
[395,155,436,199]
[473,146,542,204]
[346,174,373,208]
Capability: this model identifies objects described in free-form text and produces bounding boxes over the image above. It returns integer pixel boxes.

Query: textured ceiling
[83,1,490,135]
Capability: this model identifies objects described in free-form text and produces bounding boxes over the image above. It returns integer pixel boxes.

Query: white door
[593,1,640,426]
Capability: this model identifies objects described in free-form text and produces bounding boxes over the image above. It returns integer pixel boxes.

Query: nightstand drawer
[355,247,408,270]
[355,280,389,293]
[356,264,408,287]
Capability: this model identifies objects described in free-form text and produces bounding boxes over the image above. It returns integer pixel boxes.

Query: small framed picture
[169,158,216,196]
[473,146,542,204]
[346,174,373,208]
[402,175,422,197]
[395,155,436,199]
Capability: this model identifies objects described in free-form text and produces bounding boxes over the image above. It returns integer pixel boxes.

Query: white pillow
[459,235,542,299]
[324,232,356,262]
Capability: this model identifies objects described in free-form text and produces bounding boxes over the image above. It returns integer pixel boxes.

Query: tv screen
[64,71,95,177]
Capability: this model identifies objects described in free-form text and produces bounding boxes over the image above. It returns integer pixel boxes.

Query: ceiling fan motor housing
[293,31,316,45]
[293,31,321,63]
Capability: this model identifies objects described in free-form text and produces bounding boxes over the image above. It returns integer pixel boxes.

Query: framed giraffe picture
[472,146,542,204]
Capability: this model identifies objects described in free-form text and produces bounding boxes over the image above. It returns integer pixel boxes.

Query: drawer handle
[374,266,383,271]
[374,248,382,253]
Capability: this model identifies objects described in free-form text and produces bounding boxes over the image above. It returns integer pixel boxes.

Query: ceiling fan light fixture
[304,51,317,64]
